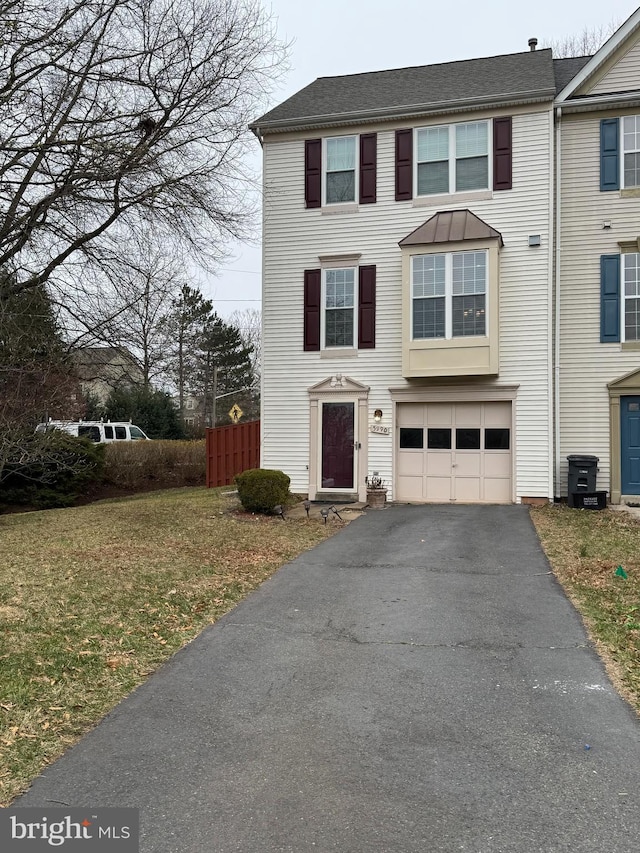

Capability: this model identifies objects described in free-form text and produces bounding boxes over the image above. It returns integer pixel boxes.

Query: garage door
[396,401,512,503]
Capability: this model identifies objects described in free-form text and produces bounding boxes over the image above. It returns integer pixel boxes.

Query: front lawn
[0,488,340,805]
[531,504,640,713]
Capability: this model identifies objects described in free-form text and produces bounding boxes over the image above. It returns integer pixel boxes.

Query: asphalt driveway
[16,505,640,852]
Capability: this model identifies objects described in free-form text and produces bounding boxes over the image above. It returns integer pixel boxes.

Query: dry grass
[531,504,640,712]
[0,487,341,804]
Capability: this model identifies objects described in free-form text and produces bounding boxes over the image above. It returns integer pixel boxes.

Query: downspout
[554,106,562,499]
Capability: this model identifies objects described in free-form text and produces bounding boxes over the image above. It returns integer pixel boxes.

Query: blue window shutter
[600,254,621,342]
[600,119,619,191]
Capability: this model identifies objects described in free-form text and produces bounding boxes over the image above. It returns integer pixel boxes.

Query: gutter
[558,90,640,113]
[250,89,557,136]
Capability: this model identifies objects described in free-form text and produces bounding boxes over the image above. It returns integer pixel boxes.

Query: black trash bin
[567,455,599,508]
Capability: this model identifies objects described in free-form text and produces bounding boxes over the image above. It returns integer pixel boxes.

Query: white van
[35,421,150,443]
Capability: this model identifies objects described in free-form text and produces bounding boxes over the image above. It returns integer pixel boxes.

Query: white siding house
[252,7,640,506]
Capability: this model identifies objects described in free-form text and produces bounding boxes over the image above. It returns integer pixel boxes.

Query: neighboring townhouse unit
[251,9,640,506]
[556,9,640,504]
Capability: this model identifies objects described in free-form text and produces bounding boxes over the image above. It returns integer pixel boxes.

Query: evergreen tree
[163,285,215,411]
[100,387,185,440]
[0,278,83,482]
[0,281,81,425]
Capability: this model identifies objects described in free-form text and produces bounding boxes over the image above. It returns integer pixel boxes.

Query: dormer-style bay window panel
[412,251,487,340]
[400,210,502,378]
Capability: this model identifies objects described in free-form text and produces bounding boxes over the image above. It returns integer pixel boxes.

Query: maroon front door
[321,402,355,489]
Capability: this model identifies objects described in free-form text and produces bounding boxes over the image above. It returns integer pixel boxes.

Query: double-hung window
[624,253,640,340]
[623,116,640,188]
[412,251,487,340]
[416,121,489,195]
[324,267,356,347]
[325,136,357,204]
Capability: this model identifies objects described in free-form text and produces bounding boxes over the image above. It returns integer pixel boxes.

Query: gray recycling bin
[567,455,599,508]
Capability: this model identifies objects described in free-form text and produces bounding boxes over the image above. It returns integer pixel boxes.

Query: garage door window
[485,428,510,450]
[456,428,481,449]
[400,427,424,448]
[427,428,452,449]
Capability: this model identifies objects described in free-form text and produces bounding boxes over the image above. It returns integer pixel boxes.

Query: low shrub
[103,440,206,489]
[0,431,105,508]
[235,468,291,513]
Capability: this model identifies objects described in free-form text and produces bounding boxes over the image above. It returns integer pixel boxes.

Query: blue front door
[621,396,640,495]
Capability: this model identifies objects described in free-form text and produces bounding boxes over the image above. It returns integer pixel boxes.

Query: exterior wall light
[374,409,383,422]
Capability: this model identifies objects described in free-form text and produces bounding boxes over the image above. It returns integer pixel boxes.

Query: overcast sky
[204,0,639,318]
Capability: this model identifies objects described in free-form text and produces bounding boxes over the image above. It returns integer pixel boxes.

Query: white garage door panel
[484,477,512,503]
[456,454,481,475]
[485,402,512,426]
[427,452,452,476]
[396,401,513,504]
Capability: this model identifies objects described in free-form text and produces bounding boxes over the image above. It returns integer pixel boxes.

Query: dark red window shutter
[359,133,377,204]
[395,130,413,201]
[358,265,376,349]
[305,139,322,208]
[303,269,321,351]
[493,117,512,191]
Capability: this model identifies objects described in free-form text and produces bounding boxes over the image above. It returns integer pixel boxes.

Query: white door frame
[308,375,370,501]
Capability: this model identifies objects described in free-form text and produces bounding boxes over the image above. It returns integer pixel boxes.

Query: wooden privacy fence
[206,420,261,488]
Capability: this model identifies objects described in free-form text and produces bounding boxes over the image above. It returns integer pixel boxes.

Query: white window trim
[622,252,640,342]
[413,120,492,197]
[622,116,640,190]
[321,266,358,350]
[410,250,488,341]
[322,135,359,206]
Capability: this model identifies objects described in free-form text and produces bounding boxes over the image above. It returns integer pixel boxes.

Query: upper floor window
[624,253,640,340]
[324,136,357,204]
[412,250,487,339]
[323,268,356,347]
[416,121,489,196]
[623,116,640,188]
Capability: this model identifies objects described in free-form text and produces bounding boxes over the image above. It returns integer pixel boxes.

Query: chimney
[528,37,538,51]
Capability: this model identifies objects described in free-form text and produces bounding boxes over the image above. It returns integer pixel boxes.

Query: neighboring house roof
[72,347,137,370]
[399,210,504,247]
[553,56,592,93]
[71,347,141,379]
[251,49,558,134]
[556,7,640,102]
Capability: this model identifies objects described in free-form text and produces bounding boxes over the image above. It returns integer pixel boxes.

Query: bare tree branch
[542,21,619,58]
[0,0,288,303]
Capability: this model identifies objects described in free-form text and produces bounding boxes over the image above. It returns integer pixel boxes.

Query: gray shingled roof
[553,55,592,94]
[252,49,558,132]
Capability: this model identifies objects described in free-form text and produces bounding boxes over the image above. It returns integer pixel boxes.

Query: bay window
[412,250,487,340]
